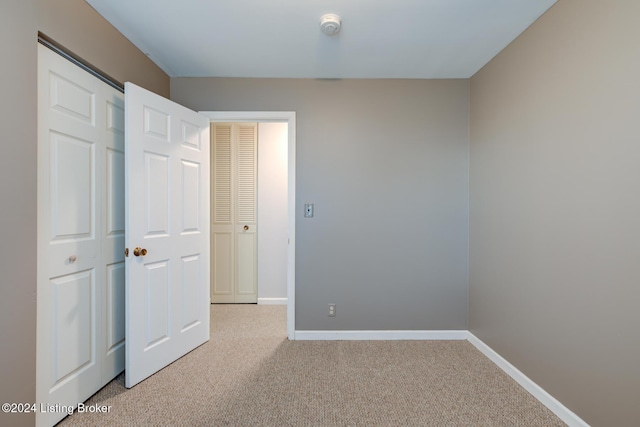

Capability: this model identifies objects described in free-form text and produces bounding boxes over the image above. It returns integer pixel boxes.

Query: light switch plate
[304,203,314,218]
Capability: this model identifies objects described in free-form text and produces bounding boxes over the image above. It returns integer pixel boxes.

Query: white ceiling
[85,0,557,79]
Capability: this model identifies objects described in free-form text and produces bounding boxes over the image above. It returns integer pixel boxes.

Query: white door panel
[49,133,95,238]
[212,232,234,301]
[51,270,100,382]
[38,49,210,426]
[236,230,257,300]
[105,262,126,355]
[211,123,257,303]
[38,45,101,427]
[38,44,124,427]
[125,82,210,388]
[50,269,97,386]
[102,85,126,383]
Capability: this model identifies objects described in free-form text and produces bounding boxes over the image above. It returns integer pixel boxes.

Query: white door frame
[200,111,296,340]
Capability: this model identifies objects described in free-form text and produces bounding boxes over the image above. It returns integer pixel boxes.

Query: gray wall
[1,2,38,427]
[0,2,168,426]
[173,78,470,330]
[14,0,633,423]
[38,0,169,97]
[469,0,640,425]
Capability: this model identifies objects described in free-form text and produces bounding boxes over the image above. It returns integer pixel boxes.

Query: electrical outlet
[328,303,336,317]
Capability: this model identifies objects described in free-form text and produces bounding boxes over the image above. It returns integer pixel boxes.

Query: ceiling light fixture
[320,14,342,36]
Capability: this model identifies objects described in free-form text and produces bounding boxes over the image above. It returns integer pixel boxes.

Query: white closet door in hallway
[36,44,125,427]
[211,123,258,303]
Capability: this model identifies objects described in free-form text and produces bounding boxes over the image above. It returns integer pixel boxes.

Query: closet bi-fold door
[211,123,258,303]
[36,44,125,427]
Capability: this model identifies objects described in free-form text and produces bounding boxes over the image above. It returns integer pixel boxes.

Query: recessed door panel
[106,101,124,135]
[237,232,257,296]
[181,255,201,330]
[51,270,95,388]
[144,260,170,349]
[182,120,201,151]
[106,262,125,354]
[144,106,170,142]
[106,148,125,236]
[145,152,170,236]
[49,71,95,125]
[213,232,233,296]
[182,160,200,233]
[50,132,95,241]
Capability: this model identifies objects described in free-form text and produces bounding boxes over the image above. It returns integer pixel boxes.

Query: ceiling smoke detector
[320,14,342,36]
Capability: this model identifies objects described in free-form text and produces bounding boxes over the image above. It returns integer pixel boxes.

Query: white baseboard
[257,297,288,305]
[294,330,468,341]
[466,333,589,427]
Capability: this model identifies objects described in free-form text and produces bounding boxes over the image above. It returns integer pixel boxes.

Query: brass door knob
[133,247,148,257]
[243,225,249,231]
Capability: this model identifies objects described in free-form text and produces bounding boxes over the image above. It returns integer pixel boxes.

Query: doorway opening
[201,112,296,340]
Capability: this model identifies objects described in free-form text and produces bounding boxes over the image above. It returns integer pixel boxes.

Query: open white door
[124,82,210,388]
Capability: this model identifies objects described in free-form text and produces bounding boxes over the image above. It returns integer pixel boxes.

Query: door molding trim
[200,111,296,340]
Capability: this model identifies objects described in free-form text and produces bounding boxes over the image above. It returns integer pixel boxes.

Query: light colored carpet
[58,305,565,426]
